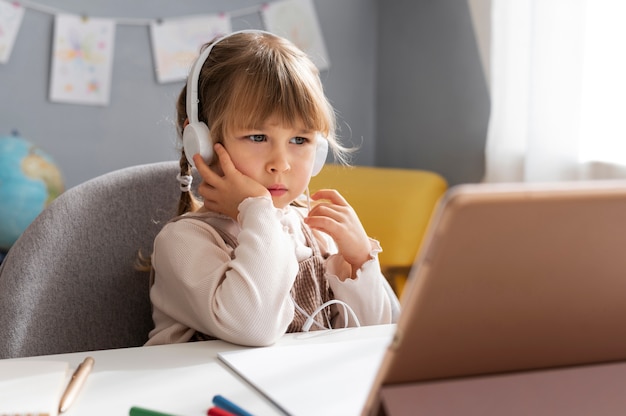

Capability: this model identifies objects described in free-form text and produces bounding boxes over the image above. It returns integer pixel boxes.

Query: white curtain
[485,0,626,183]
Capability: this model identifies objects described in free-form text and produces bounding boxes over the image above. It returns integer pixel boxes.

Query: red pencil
[208,406,237,416]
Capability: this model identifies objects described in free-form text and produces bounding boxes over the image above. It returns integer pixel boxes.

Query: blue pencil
[212,394,255,416]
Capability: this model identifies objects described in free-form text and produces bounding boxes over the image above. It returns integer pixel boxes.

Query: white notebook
[218,335,391,416]
[0,360,69,416]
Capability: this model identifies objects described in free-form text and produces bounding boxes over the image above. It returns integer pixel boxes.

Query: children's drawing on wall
[262,0,329,71]
[150,14,231,84]
[0,0,25,64]
[49,14,115,106]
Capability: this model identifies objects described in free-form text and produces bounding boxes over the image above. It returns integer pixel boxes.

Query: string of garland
[16,0,266,26]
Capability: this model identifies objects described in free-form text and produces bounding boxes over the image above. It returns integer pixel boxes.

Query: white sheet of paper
[150,14,232,84]
[262,0,330,71]
[218,335,391,416]
[49,14,116,106]
[0,360,69,416]
[0,0,25,63]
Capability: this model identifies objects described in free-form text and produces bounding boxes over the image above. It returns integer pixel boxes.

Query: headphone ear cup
[311,136,328,176]
[183,122,213,168]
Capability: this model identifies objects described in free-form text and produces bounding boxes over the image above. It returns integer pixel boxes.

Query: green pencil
[129,406,177,416]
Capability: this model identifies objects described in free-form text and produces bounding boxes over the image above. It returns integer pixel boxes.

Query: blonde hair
[175,31,351,216]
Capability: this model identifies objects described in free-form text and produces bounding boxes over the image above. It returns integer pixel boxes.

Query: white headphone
[183,29,328,176]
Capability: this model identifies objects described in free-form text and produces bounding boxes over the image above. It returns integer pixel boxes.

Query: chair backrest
[0,161,188,358]
[309,164,448,294]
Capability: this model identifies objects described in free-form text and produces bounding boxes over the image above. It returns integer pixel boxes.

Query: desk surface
[10,322,626,416]
[8,324,395,416]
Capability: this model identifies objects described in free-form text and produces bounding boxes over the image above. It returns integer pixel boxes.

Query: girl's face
[222,115,319,209]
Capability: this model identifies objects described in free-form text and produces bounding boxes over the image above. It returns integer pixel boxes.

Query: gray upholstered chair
[0,161,401,359]
[0,161,188,358]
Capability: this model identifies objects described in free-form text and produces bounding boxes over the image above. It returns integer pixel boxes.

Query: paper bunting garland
[3,0,329,106]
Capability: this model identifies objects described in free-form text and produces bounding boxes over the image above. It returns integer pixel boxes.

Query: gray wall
[0,0,489,189]
[377,0,490,185]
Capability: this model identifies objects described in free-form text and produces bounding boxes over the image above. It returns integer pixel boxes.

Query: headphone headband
[186,30,273,125]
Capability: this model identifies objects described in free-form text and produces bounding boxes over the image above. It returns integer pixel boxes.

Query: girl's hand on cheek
[304,189,372,277]
[194,144,269,220]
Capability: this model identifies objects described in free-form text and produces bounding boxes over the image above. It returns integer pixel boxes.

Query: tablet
[364,180,626,415]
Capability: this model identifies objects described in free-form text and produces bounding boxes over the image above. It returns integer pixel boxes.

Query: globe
[0,135,65,251]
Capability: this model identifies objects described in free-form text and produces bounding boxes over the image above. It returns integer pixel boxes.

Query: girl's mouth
[268,185,287,197]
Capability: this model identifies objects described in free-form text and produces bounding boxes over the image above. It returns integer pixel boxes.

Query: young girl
[145,30,399,347]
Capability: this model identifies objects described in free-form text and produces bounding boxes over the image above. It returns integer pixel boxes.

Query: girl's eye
[290,137,308,145]
[246,134,266,142]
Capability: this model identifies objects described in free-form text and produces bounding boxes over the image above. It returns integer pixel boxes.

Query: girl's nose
[266,145,291,173]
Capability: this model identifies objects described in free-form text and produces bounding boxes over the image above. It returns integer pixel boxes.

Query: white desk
[8,323,626,416]
[8,324,395,416]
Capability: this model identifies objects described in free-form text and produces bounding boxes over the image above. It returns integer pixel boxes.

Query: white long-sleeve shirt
[146,196,399,347]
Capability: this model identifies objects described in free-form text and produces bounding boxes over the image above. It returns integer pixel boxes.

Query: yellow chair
[309,164,448,297]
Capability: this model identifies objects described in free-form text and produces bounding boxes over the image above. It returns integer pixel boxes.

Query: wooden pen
[58,356,95,413]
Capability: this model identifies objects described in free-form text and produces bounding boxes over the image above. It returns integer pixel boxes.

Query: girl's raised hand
[304,189,372,276]
[194,143,269,220]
